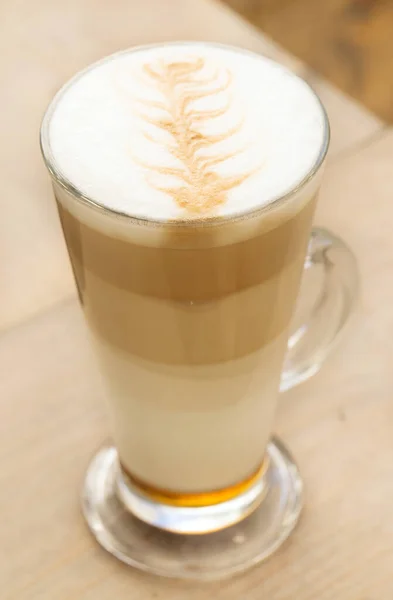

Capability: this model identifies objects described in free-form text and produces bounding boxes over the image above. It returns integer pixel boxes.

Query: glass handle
[281,227,359,392]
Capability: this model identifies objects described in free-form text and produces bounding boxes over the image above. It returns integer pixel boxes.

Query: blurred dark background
[221,0,393,121]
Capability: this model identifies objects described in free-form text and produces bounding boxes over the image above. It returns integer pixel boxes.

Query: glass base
[82,438,303,580]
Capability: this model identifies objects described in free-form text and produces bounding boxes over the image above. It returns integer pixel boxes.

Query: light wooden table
[1,1,392,598]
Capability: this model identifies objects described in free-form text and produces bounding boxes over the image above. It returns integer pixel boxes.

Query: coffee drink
[42,44,326,500]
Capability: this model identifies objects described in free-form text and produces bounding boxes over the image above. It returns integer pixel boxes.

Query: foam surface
[46,43,326,221]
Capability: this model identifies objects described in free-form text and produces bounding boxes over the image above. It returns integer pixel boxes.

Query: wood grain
[222,0,393,122]
[0,0,392,598]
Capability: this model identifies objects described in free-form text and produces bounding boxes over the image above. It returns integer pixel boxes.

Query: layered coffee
[42,43,326,498]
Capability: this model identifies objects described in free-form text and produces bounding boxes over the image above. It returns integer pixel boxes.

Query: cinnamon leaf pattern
[135,57,252,214]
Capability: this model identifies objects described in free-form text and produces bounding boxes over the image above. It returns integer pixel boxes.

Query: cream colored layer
[83,256,303,364]
[92,330,288,493]
[53,171,322,249]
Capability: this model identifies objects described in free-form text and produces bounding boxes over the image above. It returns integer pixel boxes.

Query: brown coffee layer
[82,253,304,364]
[58,194,316,364]
[57,196,316,302]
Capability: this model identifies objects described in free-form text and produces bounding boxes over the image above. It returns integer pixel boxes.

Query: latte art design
[134,58,252,214]
[47,43,326,220]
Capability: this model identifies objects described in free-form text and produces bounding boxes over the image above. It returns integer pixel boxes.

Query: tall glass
[40,43,357,580]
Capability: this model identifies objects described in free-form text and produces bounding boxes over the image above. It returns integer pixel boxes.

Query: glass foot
[82,438,303,580]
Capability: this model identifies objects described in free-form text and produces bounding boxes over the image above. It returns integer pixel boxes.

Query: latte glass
[40,43,358,580]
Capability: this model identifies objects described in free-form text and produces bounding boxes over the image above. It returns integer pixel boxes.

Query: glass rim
[40,41,330,229]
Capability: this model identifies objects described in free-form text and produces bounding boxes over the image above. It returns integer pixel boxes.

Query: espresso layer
[57,196,316,302]
[82,257,304,364]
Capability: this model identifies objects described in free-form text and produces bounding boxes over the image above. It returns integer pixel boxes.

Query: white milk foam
[47,43,326,221]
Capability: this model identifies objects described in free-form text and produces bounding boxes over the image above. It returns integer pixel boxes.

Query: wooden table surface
[1,0,392,598]
[223,0,393,123]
